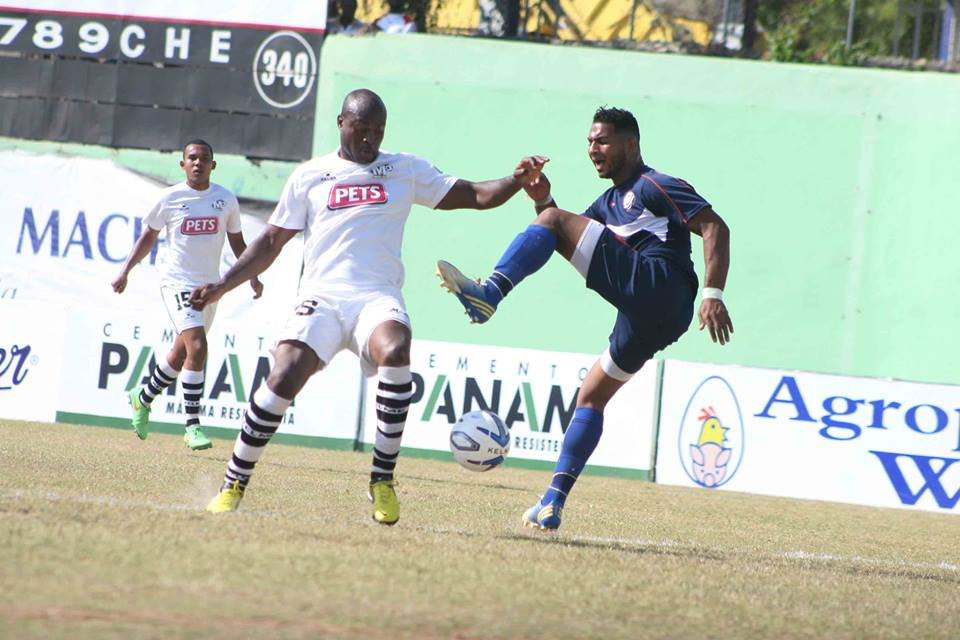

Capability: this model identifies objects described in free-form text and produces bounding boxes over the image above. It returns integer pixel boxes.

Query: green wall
[314,34,960,386]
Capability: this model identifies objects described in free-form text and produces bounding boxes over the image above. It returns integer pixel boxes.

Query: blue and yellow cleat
[523,496,563,531]
[435,260,498,324]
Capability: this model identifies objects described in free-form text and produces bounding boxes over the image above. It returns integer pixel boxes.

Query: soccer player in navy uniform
[436,106,733,531]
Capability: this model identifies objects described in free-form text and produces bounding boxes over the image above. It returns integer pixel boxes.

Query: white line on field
[421,526,958,575]
[5,490,957,574]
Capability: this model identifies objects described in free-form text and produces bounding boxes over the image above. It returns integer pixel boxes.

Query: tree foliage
[757,0,942,64]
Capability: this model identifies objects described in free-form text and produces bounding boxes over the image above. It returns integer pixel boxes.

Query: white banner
[655,360,960,513]
[0,300,65,422]
[8,1,326,30]
[57,306,361,441]
[1,151,364,442]
[0,151,302,328]
[362,340,659,475]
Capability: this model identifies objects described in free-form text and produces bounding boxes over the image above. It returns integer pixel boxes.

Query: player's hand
[111,273,128,294]
[524,171,552,205]
[513,155,549,187]
[250,277,264,299]
[189,283,225,310]
[698,299,733,345]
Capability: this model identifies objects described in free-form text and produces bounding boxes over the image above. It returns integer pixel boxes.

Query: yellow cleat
[368,479,400,525]
[206,481,244,513]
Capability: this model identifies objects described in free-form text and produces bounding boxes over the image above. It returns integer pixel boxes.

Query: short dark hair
[183,139,214,157]
[592,106,639,139]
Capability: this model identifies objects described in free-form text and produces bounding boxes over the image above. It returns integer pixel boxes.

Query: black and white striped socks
[222,385,291,491]
[138,359,179,407]
[180,369,204,428]
[371,366,413,483]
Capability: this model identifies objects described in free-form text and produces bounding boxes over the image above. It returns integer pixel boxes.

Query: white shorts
[160,285,217,334]
[276,288,411,376]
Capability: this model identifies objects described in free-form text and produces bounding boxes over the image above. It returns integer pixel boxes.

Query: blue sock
[485,225,557,303]
[543,407,604,506]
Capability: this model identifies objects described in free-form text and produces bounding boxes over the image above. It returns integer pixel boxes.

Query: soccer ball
[449,410,511,472]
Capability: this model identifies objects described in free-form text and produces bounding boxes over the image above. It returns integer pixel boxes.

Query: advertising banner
[655,360,960,513]
[0,151,301,325]
[361,339,659,476]
[1,151,364,443]
[56,307,361,442]
[0,300,65,423]
[0,2,324,159]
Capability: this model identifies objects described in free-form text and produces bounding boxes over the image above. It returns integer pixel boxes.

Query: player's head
[337,89,387,164]
[588,106,641,181]
[180,139,216,189]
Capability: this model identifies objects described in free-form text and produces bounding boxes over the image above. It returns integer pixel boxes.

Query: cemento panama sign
[58,310,361,442]
[362,339,660,476]
[656,360,960,514]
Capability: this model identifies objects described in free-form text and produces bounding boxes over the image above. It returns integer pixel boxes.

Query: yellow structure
[353,1,712,46]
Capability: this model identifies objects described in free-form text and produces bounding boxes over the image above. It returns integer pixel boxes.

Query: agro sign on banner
[655,360,960,513]
[0,300,66,423]
[362,339,659,475]
[57,308,362,442]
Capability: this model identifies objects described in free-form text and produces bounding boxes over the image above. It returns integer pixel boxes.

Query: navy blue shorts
[586,229,697,373]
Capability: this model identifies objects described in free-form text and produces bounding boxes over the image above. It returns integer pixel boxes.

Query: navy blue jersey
[583,165,709,272]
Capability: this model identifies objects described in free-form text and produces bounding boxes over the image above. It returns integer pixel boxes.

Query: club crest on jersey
[623,191,637,210]
[370,163,394,177]
[181,217,219,235]
[328,183,387,209]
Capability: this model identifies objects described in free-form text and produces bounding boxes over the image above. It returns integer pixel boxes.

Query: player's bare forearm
[120,228,159,275]
[436,156,549,210]
[689,208,729,289]
[217,226,291,292]
[690,207,733,344]
[112,227,159,292]
[227,232,249,259]
[436,176,522,210]
[227,232,264,298]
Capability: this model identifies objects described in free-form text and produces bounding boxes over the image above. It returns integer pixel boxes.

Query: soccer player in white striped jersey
[192,89,545,523]
[112,140,263,450]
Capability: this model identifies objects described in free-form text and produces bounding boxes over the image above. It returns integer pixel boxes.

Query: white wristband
[702,287,723,301]
[534,194,554,207]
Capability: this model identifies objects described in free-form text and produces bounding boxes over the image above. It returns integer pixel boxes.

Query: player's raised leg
[365,320,413,526]
[436,208,589,323]
[524,356,629,531]
[206,341,315,513]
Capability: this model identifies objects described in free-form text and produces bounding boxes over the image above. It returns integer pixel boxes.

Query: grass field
[2,419,958,639]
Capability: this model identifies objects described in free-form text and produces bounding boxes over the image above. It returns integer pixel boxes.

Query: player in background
[436,106,733,531]
[192,88,545,524]
[112,140,263,450]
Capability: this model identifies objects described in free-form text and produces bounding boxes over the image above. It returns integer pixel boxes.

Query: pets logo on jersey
[181,217,219,235]
[328,183,387,210]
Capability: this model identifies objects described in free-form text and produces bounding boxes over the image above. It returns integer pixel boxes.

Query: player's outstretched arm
[688,207,733,345]
[111,226,160,294]
[226,231,264,299]
[435,156,549,210]
[190,224,296,309]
